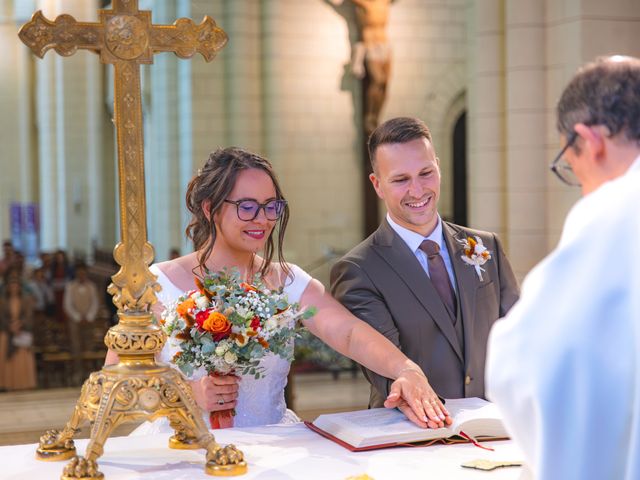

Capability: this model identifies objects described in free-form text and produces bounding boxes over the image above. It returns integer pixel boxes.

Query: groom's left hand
[385,371,452,429]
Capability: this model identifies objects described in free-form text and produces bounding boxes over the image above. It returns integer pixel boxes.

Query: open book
[306,397,508,451]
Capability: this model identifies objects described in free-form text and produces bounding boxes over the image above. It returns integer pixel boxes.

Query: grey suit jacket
[330,219,519,407]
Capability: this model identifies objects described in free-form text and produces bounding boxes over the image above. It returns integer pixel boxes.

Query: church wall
[543,0,583,251]
[144,0,185,262]
[257,0,363,282]
[466,0,506,242]
[17,0,105,260]
[0,8,37,252]
[543,0,640,252]
[187,0,364,284]
[385,0,468,224]
[504,1,548,279]
[466,0,640,280]
[190,1,227,167]
[2,0,639,281]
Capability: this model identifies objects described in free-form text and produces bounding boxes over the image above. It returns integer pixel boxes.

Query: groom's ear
[369,172,384,200]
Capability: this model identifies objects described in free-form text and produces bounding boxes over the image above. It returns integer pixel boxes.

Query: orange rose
[203,312,232,341]
[177,298,195,317]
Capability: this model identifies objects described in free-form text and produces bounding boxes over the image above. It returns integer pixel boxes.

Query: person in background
[28,267,55,317]
[64,262,100,381]
[0,275,36,390]
[0,241,15,278]
[50,250,72,324]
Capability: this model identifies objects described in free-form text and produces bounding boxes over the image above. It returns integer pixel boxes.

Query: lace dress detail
[131,263,311,435]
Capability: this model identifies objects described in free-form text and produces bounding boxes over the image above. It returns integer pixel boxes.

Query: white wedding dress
[131,263,312,435]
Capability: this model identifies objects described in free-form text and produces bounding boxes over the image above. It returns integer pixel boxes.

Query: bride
[106,147,451,431]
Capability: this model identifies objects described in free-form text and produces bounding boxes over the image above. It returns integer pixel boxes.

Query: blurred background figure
[0,275,36,391]
[0,241,15,278]
[28,267,55,317]
[50,250,72,324]
[63,262,100,382]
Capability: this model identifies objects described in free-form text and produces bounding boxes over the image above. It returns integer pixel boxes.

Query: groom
[331,117,519,411]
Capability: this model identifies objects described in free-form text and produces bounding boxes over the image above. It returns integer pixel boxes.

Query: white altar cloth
[0,423,523,479]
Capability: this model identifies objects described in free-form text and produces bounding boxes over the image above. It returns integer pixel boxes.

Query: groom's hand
[385,371,452,429]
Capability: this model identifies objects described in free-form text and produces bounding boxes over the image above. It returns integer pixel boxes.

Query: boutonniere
[457,236,492,281]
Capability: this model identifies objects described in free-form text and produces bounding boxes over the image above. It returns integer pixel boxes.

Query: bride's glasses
[224,198,287,221]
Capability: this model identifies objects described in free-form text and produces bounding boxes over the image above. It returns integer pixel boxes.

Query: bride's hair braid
[185,147,290,279]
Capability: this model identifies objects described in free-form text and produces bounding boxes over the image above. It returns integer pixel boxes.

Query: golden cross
[19,0,227,313]
[18,3,246,479]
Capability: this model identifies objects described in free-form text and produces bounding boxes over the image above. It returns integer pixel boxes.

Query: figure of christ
[330,0,394,134]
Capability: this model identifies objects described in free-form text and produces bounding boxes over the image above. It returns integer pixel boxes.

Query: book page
[313,408,450,447]
[312,397,506,448]
[447,398,506,438]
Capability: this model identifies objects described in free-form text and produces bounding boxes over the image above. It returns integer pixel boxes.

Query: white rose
[195,295,209,310]
[224,351,238,364]
[265,318,278,331]
[215,342,229,356]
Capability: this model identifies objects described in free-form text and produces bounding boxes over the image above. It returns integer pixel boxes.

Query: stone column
[466,0,506,239]
[223,0,263,152]
[144,0,181,261]
[544,0,640,249]
[504,1,547,278]
[35,0,102,257]
[176,0,193,256]
[0,1,37,252]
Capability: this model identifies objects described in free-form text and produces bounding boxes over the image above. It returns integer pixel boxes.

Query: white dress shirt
[386,213,457,291]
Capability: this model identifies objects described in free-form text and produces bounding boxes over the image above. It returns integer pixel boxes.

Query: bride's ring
[217,396,225,406]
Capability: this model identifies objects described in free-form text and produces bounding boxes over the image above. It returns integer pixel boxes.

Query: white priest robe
[486,155,640,480]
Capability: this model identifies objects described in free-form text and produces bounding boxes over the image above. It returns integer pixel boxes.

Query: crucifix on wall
[19,1,247,478]
[328,0,394,236]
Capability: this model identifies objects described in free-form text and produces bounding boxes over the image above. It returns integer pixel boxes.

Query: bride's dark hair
[185,147,290,279]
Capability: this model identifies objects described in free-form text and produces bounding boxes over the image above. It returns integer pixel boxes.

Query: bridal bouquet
[160,268,315,427]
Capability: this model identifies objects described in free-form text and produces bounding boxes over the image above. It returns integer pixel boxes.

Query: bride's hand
[384,369,452,429]
[190,375,239,412]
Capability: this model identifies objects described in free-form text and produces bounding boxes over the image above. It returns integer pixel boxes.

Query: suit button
[465,375,471,385]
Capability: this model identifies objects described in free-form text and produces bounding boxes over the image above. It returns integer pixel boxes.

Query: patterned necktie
[419,240,457,318]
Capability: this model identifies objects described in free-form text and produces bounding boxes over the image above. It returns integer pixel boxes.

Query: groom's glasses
[550,131,580,187]
[224,199,287,221]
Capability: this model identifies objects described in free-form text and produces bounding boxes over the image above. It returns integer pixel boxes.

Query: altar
[2,423,523,479]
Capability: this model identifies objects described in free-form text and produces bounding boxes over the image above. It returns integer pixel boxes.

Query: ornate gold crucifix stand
[19,1,246,478]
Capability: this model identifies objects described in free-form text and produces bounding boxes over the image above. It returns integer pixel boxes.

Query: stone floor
[0,371,370,446]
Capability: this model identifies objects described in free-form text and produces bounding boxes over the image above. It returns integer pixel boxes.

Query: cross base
[36,443,77,462]
[35,321,246,478]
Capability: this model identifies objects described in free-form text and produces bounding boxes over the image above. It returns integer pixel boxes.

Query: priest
[486,55,640,479]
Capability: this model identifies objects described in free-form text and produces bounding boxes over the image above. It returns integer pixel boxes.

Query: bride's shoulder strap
[281,263,313,303]
[149,262,184,303]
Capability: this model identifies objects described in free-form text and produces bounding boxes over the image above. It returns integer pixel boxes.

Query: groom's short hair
[368,117,433,170]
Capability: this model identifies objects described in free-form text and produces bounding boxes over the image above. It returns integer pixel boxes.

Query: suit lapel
[443,222,481,369]
[372,220,464,363]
